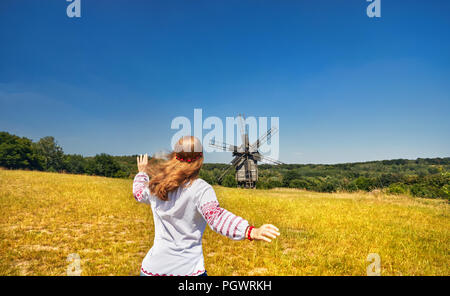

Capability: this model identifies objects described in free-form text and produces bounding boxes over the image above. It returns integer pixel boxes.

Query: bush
[199,169,217,185]
[352,177,375,191]
[319,179,338,193]
[283,170,300,187]
[410,184,435,198]
[409,173,450,199]
[267,178,283,188]
[289,179,309,189]
[441,185,450,200]
[256,181,271,189]
[222,174,237,188]
[345,182,358,192]
[387,183,408,195]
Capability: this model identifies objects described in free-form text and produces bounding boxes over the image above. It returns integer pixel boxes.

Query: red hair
[146,136,203,201]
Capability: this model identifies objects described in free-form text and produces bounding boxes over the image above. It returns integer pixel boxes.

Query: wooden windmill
[209,115,283,188]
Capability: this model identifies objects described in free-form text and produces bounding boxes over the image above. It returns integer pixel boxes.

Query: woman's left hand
[251,224,280,242]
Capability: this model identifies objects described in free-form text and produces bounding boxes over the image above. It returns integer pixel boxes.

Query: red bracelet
[247,226,255,241]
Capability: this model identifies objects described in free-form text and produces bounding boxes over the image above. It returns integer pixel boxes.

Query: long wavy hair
[146,136,204,201]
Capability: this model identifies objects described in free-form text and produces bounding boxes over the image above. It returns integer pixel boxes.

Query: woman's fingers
[263,228,279,239]
[264,225,280,237]
[137,154,148,165]
[262,224,280,234]
[253,224,280,242]
[137,154,146,170]
[263,231,277,239]
[265,224,279,232]
[260,235,272,243]
[268,228,280,235]
[266,229,280,238]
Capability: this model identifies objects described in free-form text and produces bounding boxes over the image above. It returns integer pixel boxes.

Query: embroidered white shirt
[133,172,249,276]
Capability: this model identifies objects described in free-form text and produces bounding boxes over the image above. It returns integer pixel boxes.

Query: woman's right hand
[137,154,148,173]
[250,224,280,242]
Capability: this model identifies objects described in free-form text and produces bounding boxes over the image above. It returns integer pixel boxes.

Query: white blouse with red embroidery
[133,172,249,276]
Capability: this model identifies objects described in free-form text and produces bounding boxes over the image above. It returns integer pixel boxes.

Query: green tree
[352,177,375,191]
[222,174,237,187]
[387,183,408,195]
[282,170,300,187]
[63,154,88,174]
[87,153,123,178]
[289,179,309,189]
[33,136,64,172]
[0,132,43,170]
[267,177,282,188]
[256,180,270,189]
[199,169,217,185]
[319,177,339,193]
[410,184,434,198]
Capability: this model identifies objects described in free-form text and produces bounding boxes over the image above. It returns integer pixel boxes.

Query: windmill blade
[238,114,247,151]
[218,155,244,182]
[250,126,279,151]
[231,154,244,166]
[217,165,233,182]
[252,153,262,163]
[257,154,284,165]
[209,139,238,152]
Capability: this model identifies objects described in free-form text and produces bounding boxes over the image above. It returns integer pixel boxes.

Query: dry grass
[0,170,449,276]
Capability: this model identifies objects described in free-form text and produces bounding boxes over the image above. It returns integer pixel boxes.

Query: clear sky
[1,0,449,164]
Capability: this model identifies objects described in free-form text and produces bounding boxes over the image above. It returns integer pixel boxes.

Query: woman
[133,136,280,276]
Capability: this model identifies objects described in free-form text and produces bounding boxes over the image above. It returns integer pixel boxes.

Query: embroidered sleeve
[132,172,152,204]
[197,186,249,241]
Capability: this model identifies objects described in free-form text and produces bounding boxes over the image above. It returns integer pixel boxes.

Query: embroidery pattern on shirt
[200,201,223,225]
[133,172,149,202]
[141,267,205,276]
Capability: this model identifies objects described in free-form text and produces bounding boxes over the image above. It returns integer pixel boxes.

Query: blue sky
[1,0,449,164]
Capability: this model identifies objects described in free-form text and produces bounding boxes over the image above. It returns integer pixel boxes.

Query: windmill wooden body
[209,115,283,188]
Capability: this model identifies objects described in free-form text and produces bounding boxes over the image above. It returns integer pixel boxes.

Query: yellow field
[0,169,448,276]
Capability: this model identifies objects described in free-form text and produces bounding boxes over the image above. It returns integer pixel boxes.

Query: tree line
[1,131,449,200]
[0,131,136,178]
[199,161,450,200]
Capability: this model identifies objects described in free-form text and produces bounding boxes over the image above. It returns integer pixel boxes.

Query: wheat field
[0,169,448,276]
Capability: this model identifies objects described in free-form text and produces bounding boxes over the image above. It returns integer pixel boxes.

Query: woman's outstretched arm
[197,186,280,242]
[132,154,152,204]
